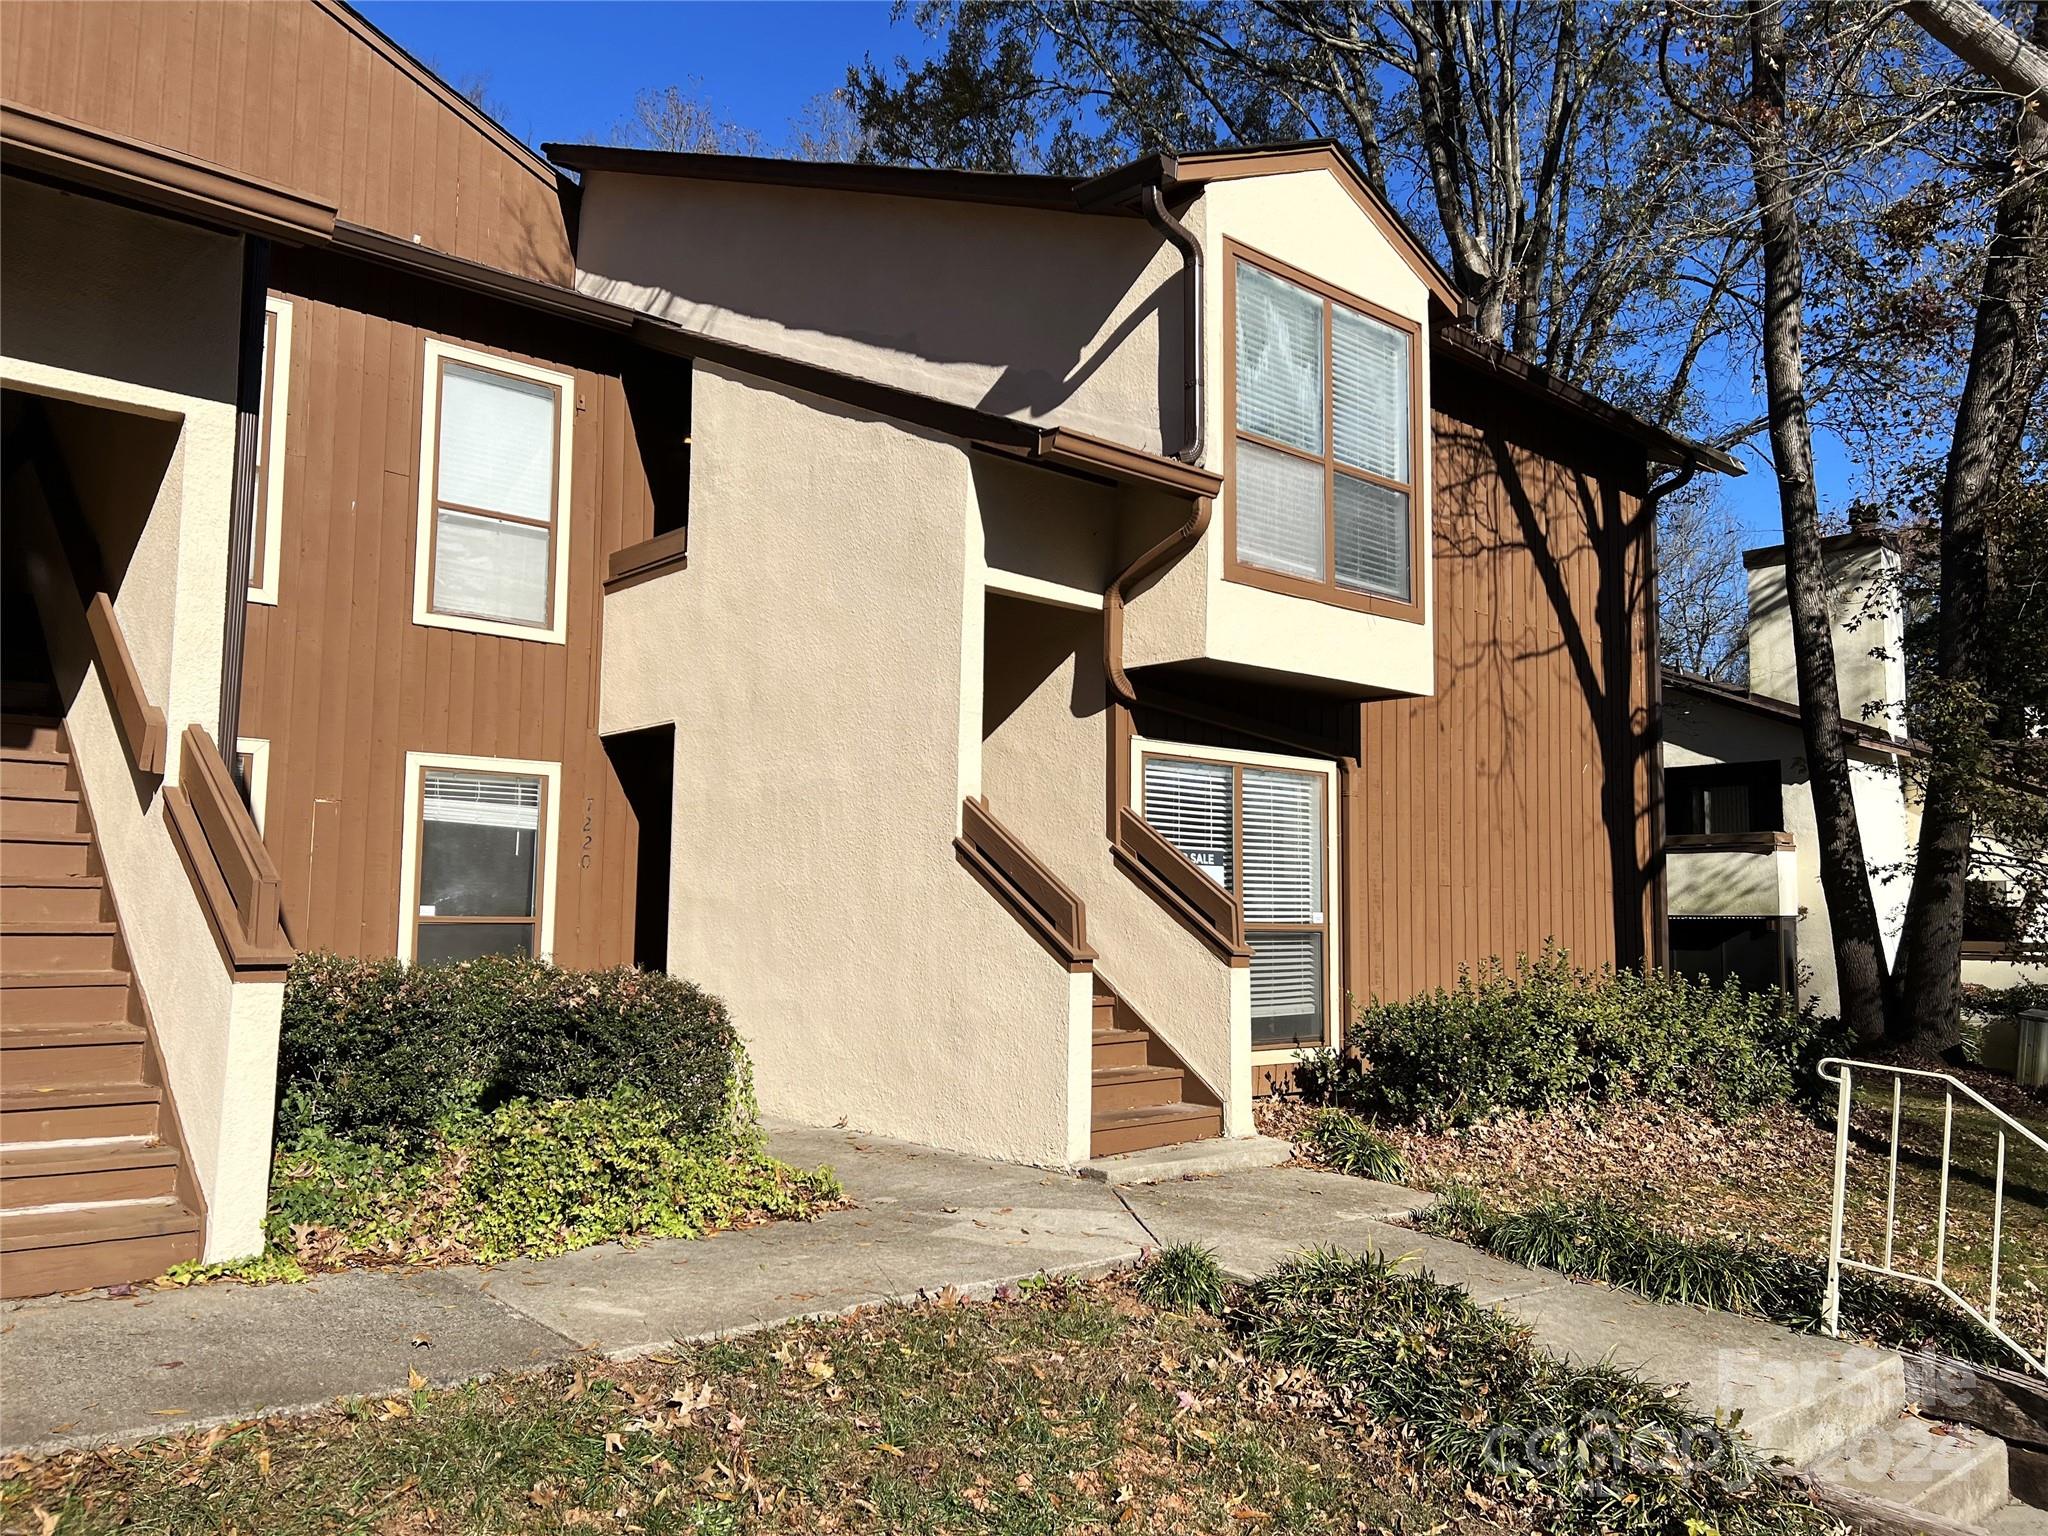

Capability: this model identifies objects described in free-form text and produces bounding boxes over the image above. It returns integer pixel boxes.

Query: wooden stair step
[0,718,67,757]
[0,757,72,796]
[1092,1062,1186,1113]
[0,920,121,971]
[0,1082,161,1142]
[1091,1026,1152,1071]
[0,829,94,876]
[0,874,108,925]
[0,1141,178,1209]
[0,1199,202,1298]
[0,1017,148,1088]
[0,1018,145,1047]
[1090,1100,1222,1159]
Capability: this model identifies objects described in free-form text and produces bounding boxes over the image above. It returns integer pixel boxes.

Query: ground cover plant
[1234,1249,1837,1536]
[170,953,840,1283]
[1295,949,1839,1129]
[2,1277,1527,1536]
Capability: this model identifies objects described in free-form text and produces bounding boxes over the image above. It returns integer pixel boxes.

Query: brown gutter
[0,101,337,244]
[1136,185,1204,465]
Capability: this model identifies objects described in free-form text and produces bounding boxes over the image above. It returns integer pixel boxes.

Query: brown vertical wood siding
[0,0,574,284]
[238,246,661,965]
[1351,363,1657,1001]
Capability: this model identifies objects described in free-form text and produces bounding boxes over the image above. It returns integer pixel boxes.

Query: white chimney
[1742,516,1907,736]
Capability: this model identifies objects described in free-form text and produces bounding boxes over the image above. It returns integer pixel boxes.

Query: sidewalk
[0,1120,1960,1480]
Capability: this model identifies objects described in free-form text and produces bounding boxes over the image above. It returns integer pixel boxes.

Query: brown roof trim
[1,101,338,245]
[1175,143,1461,311]
[1740,529,1894,569]
[317,0,560,192]
[542,142,1136,214]
[1662,667,1923,756]
[1434,328,1743,476]
[333,220,633,329]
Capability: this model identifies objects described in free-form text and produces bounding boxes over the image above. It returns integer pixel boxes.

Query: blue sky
[363,0,1820,543]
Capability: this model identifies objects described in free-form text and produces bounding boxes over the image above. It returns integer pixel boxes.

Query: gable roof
[542,139,1461,309]
[1663,667,1920,757]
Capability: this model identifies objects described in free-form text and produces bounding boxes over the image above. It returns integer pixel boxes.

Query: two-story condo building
[0,0,1733,1295]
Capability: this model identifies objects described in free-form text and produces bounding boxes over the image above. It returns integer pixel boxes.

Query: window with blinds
[1229,249,1419,614]
[414,767,544,963]
[1140,751,1331,1052]
[426,357,563,631]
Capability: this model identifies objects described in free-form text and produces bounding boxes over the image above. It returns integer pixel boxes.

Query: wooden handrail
[955,796,1096,971]
[84,592,168,776]
[604,526,688,590]
[164,724,291,972]
[1113,805,1252,965]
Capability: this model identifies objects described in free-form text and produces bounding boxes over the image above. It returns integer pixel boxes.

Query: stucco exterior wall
[1121,173,1437,697]
[1664,690,1910,1018]
[1667,846,1800,919]
[979,596,1253,1135]
[574,174,1184,454]
[1746,540,1906,731]
[2,183,282,1258]
[600,364,1089,1166]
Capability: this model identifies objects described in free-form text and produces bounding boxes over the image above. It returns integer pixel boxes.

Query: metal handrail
[1818,1056,2045,1376]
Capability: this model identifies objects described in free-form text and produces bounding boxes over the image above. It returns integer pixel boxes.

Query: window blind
[1236,440,1326,581]
[1241,768,1321,924]
[424,769,542,831]
[432,508,551,625]
[1332,305,1409,481]
[438,363,556,523]
[1334,475,1410,601]
[1250,931,1324,1047]
[1235,262,1322,453]
[1141,756,1233,891]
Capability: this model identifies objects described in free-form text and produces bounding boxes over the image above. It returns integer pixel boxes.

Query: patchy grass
[1,1279,1517,1536]
[1265,1069,2047,1358]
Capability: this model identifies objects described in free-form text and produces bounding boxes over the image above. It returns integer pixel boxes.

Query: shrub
[1233,1249,1832,1536]
[1136,1243,1228,1314]
[278,952,744,1151]
[1302,1109,1408,1182]
[1295,948,1841,1129]
[1420,1185,2016,1369]
[264,1087,842,1267]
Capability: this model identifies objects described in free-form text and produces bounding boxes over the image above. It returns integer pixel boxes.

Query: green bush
[1420,1185,2015,1368]
[1295,948,1840,1129]
[1234,1249,1832,1536]
[264,1087,842,1267]
[279,952,744,1151]
[1302,1109,1408,1182]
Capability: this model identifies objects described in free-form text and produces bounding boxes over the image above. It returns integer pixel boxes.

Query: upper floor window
[1666,762,1784,837]
[1225,244,1421,618]
[412,338,575,645]
[248,295,292,605]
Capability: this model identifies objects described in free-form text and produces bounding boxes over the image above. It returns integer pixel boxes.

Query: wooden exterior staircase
[1,705,201,1297]
[1090,981,1221,1158]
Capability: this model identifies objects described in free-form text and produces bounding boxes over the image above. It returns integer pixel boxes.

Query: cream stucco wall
[1667,846,1800,919]
[1746,540,1906,733]
[574,173,1185,455]
[3,184,282,1258]
[1121,172,1437,697]
[1665,692,1910,1019]
[601,365,1094,1165]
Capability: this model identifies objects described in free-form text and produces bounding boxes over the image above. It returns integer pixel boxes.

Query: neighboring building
[1663,526,2045,1015]
[0,0,1731,1295]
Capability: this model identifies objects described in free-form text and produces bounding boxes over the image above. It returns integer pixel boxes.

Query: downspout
[217,234,270,791]
[1641,456,1700,971]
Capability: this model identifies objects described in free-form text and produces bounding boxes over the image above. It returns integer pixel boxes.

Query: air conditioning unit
[2019,1009,2048,1089]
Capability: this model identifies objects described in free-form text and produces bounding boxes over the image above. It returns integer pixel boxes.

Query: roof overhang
[1663,667,1921,756]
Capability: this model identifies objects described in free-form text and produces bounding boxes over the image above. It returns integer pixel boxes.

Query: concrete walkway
[0,1117,2007,1526]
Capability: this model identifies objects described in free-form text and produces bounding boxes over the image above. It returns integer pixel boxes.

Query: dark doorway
[605,725,675,973]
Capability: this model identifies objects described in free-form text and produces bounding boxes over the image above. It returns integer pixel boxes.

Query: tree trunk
[1896,0,2048,1052]
[1744,1,1899,1040]
[1906,0,2048,101]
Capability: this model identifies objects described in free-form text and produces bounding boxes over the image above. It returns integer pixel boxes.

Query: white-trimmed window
[248,295,292,604]
[412,339,575,645]
[396,751,562,964]
[234,736,270,835]
[1137,740,1338,1054]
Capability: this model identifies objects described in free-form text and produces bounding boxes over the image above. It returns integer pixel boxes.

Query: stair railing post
[1823,1060,1853,1338]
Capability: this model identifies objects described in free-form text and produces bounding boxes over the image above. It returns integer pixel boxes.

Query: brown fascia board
[1,100,338,245]
[1662,667,1924,756]
[1433,327,1744,477]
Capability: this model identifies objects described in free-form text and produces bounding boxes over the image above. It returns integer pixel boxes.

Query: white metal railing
[1820,1057,2046,1376]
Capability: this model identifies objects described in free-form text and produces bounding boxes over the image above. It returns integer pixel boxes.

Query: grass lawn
[1265,1073,2048,1360]
[1,1277,1515,1536]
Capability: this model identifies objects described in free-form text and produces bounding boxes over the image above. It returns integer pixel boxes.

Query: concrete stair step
[1808,1416,2011,1531]
[1081,1134,1294,1185]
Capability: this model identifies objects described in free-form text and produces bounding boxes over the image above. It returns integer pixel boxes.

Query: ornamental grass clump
[1232,1248,1836,1536]
[1295,946,1841,1130]
[1135,1243,1228,1314]
[1302,1108,1408,1183]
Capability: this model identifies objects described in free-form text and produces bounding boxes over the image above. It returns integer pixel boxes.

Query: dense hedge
[278,952,745,1151]
[1295,950,1840,1129]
